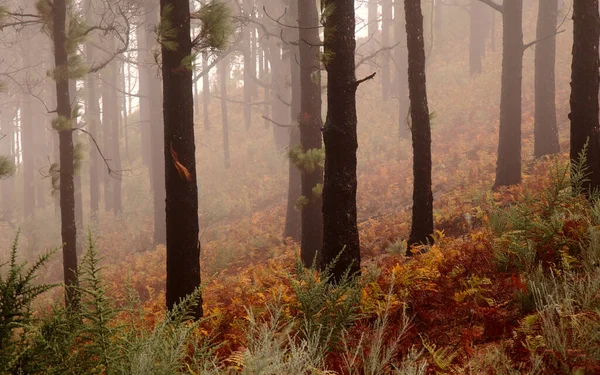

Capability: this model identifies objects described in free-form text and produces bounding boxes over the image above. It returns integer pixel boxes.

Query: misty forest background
[1,0,600,374]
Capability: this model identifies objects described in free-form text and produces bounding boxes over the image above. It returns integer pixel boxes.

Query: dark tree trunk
[470,0,487,75]
[494,0,523,187]
[570,0,600,194]
[218,57,231,168]
[405,0,434,251]
[381,0,392,101]
[52,0,78,308]
[160,0,202,318]
[368,0,378,38]
[395,0,410,139]
[298,0,324,267]
[321,0,361,280]
[202,51,211,131]
[534,0,560,158]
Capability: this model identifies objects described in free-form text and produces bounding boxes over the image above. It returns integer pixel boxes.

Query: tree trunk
[570,0,600,194]
[405,0,434,251]
[395,0,410,139]
[85,47,100,219]
[242,0,253,130]
[434,0,443,39]
[202,51,211,131]
[321,0,361,281]
[470,0,487,75]
[160,0,202,318]
[218,57,231,169]
[381,0,392,101]
[298,0,324,267]
[52,0,78,308]
[137,22,152,171]
[494,0,523,187]
[368,0,378,38]
[102,55,122,215]
[534,0,560,158]
[283,2,302,242]
[69,80,84,233]
[21,87,36,219]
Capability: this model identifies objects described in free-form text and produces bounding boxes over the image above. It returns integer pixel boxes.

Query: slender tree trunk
[434,0,442,39]
[69,80,84,233]
[368,0,378,38]
[470,0,487,75]
[395,0,410,139]
[21,88,36,219]
[52,0,78,308]
[85,48,100,219]
[321,0,361,280]
[570,0,600,194]
[160,0,202,318]
[242,0,253,130]
[137,22,152,171]
[269,43,290,150]
[494,0,523,187]
[283,2,302,242]
[405,0,434,251]
[534,0,559,158]
[381,0,392,101]
[202,51,211,131]
[218,57,231,168]
[298,0,324,267]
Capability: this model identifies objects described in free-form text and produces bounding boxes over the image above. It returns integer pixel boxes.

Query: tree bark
[160,0,202,318]
[321,0,361,281]
[85,46,100,219]
[570,0,600,194]
[494,0,523,187]
[534,0,560,158]
[21,86,36,219]
[405,0,434,251]
[52,0,78,308]
[298,0,324,267]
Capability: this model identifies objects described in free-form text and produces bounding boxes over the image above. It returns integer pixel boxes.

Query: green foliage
[0,156,15,179]
[0,233,55,373]
[312,183,323,199]
[51,116,72,132]
[192,1,233,52]
[290,258,362,351]
[295,195,309,211]
[157,4,180,52]
[288,145,325,173]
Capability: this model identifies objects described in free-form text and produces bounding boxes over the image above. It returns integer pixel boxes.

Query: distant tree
[469,0,487,75]
[534,0,560,158]
[218,56,231,168]
[394,0,409,139]
[368,0,378,38]
[381,0,392,101]
[283,1,302,242]
[158,0,231,317]
[321,0,364,280]
[405,0,434,251]
[297,0,323,267]
[202,51,211,131]
[478,0,523,187]
[570,0,600,194]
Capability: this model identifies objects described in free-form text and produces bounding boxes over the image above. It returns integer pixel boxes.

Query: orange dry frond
[170,143,192,182]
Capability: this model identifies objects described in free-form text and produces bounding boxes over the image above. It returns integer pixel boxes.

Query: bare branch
[477,0,503,13]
